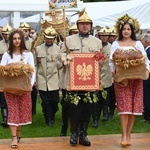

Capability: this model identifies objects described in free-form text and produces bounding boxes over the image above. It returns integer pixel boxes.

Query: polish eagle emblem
[76,63,93,81]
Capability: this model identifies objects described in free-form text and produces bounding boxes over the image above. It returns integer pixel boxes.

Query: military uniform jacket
[36,43,62,91]
[0,40,8,61]
[60,33,102,90]
[25,37,33,51]
[100,43,112,88]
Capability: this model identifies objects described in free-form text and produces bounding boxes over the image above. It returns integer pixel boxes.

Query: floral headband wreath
[115,14,140,34]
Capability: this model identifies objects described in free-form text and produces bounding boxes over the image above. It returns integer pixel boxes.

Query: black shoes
[79,132,91,146]
[46,120,54,127]
[109,114,114,120]
[79,136,91,146]
[140,119,150,123]
[92,120,98,128]
[102,114,109,122]
[70,132,78,146]
[70,133,91,146]
[60,125,67,136]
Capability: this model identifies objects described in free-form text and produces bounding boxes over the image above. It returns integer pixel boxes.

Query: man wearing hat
[19,21,33,51]
[0,23,12,128]
[35,26,63,127]
[60,9,102,146]
[59,23,79,137]
[19,21,38,116]
[92,26,112,128]
[69,23,79,35]
[108,26,117,120]
[0,24,12,59]
[108,26,117,44]
[0,26,3,41]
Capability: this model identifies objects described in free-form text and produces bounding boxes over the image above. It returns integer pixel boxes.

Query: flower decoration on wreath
[115,14,140,34]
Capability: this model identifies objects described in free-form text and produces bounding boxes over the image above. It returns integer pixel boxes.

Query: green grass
[0,98,150,139]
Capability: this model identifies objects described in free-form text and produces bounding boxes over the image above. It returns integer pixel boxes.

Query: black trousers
[109,84,116,114]
[68,91,93,124]
[31,86,38,115]
[0,92,7,109]
[61,89,70,113]
[92,88,110,121]
[39,89,59,123]
[60,89,70,127]
[143,84,150,121]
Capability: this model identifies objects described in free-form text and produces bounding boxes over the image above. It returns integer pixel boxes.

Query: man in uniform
[60,9,102,146]
[108,26,117,120]
[108,26,117,44]
[35,26,63,127]
[0,26,3,41]
[0,23,12,128]
[19,21,33,51]
[59,23,79,136]
[92,26,112,128]
[19,21,38,115]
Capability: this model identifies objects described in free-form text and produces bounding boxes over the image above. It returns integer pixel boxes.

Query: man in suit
[141,33,150,123]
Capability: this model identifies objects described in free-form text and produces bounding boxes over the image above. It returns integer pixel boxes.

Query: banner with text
[49,0,77,9]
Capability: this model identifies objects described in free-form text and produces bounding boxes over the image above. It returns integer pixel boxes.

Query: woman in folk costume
[109,14,149,147]
[0,30,35,149]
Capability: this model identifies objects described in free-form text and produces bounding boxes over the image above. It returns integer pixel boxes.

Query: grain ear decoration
[0,63,34,77]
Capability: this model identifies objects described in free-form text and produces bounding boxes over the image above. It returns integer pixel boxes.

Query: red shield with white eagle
[69,53,100,91]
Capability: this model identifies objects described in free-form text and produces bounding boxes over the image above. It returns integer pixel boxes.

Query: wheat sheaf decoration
[0,63,34,77]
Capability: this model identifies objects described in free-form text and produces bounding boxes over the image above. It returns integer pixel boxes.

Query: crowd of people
[0,9,150,149]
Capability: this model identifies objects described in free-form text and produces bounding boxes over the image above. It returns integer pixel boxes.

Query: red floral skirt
[5,92,32,126]
[114,79,143,115]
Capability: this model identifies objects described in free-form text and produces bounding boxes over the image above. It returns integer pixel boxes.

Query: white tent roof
[0,0,49,11]
[69,0,150,29]
[0,0,49,27]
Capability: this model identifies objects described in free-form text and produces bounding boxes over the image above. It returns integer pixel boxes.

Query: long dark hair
[118,23,136,41]
[8,30,27,58]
